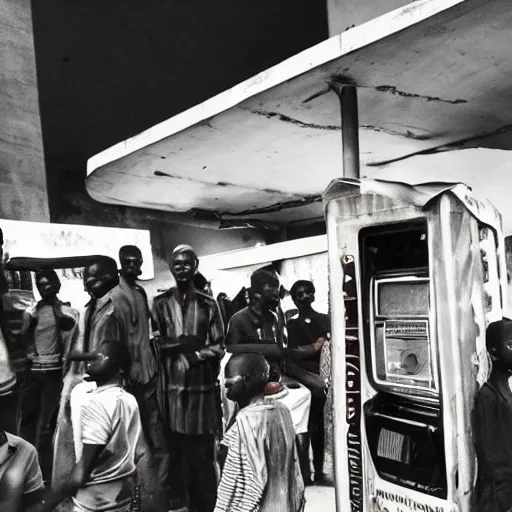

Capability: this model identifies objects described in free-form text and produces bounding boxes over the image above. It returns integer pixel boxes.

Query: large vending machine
[324,178,507,512]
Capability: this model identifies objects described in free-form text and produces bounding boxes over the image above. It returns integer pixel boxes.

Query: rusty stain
[376,85,467,104]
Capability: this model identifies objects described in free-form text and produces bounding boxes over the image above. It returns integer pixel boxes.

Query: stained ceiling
[86,0,512,228]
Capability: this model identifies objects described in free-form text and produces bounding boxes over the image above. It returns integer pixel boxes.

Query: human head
[170,244,198,286]
[250,269,280,311]
[35,269,61,300]
[119,245,143,280]
[290,280,315,310]
[85,339,130,382]
[84,256,119,299]
[486,318,512,368]
[224,353,270,404]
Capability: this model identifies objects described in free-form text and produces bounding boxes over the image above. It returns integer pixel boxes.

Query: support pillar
[332,84,360,179]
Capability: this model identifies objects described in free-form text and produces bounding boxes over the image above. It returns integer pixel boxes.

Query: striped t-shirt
[73,384,141,512]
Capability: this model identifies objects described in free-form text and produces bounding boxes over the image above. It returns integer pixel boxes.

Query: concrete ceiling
[87,0,512,226]
[30,0,327,228]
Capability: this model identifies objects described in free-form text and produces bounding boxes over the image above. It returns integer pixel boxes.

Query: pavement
[305,485,336,511]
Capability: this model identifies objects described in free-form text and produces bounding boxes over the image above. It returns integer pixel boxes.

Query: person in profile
[40,339,142,512]
[215,353,305,512]
[473,318,512,512]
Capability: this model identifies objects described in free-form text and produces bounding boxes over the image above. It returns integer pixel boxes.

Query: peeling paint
[250,109,340,131]
[375,85,467,104]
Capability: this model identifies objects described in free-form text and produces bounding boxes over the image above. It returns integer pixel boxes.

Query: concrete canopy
[86,0,512,228]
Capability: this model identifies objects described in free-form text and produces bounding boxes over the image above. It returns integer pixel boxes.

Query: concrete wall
[0,0,49,221]
[327,0,414,35]
[148,221,265,295]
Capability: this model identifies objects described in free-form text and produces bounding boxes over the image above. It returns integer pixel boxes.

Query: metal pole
[333,84,360,179]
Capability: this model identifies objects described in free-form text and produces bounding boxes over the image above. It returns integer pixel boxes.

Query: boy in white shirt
[41,339,142,512]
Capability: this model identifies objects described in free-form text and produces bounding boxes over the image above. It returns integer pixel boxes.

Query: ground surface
[305,485,336,511]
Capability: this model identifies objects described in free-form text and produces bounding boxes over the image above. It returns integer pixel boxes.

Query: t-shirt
[72,384,141,511]
[0,432,44,507]
[33,305,62,371]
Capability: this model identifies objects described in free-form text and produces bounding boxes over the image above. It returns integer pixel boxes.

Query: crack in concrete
[375,85,467,104]
[250,109,340,131]
[367,123,512,167]
[302,86,332,104]
[153,170,292,196]
[250,109,435,140]
[361,125,434,141]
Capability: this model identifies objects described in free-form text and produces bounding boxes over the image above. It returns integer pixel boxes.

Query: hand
[196,345,224,359]
[314,337,326,352]
[175,353,190,372]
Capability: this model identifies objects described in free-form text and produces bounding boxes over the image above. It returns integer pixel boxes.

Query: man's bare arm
[40,444,104,512]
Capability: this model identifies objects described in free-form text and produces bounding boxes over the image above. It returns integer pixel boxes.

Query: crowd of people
[0,229,333,512]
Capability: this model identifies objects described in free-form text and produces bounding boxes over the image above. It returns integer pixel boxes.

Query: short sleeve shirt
[0,432,44,498]
[80,384,141,485]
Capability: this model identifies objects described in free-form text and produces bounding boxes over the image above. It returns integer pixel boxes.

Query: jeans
[20,369,62,481]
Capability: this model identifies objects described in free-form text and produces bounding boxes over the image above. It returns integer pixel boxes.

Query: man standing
[225,269,312,437]
[152,244,225,512]
[52,256,124,491]
[287,280,330,485]
[40,339,142,512]
[215,353,305,512]
[82,256,126,352]
[20,269,79,482]
[115,245,169,505]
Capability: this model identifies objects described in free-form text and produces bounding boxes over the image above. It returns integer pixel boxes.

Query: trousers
[167,432,217,512]
[20,369,62,481]
[126,380,170,512]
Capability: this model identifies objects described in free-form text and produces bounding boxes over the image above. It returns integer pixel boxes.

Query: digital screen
[378,281,429,316]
